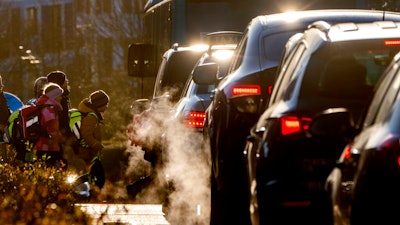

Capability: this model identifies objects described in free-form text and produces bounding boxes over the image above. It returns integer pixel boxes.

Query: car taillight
[343,145,352,160]
[231,84,261,97]
[341,143,360,164]
[184,112,206,128]
[384,40,400,46]
[268,85,273,95]
[280,116,312,135]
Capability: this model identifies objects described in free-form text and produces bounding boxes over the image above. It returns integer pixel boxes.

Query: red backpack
[4,104,52,144]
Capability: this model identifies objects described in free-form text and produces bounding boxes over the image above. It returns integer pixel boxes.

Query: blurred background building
[0,0,398,141]
[0,0,146,103]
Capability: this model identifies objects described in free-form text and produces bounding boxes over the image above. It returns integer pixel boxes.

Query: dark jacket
[0,92,10,138]
[0,92,10,126]
[59,91,72,137]
[76,98,104,164]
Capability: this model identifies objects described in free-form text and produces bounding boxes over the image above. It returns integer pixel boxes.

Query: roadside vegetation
[0,158,91,224]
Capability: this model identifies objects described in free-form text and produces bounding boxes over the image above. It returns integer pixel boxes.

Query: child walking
[75,90,110,189]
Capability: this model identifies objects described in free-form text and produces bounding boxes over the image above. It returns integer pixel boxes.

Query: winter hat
[46,71,66,86]
[34,76,48,98]
[88,90,110,110]
[44,83,64,100]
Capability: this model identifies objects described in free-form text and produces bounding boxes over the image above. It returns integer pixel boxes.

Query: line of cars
[245,20,400,225]
[126,42,210,205]
[128,8,400,225]
[195,9,400,225]
[126,31,241,212]
[127,31,240,156]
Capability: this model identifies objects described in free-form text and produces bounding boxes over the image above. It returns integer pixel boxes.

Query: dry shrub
[0,159,91,224]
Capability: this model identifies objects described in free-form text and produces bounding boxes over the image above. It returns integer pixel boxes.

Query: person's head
[43,82,64,103]
[33,76,48,98]
[46,71,69,91]
[88,90,110,112]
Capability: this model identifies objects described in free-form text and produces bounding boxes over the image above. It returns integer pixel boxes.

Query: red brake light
[184,112,206,128]
[384,40,400,46]
[281,116,312,135]
[343,145,352,160]
[268,85,273,95]
[281,116,301,135]
[232,84,261,97]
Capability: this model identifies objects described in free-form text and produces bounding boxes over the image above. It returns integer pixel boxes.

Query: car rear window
[196,84,216,95]
[156,50,203,101]
[263,31,302,66]
[301,39,400,97]
[298,39,400,122]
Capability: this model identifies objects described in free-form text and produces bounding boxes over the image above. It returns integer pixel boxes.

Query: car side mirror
[309,108,356,139]
[130,98,151,114]
[192,62,219,85]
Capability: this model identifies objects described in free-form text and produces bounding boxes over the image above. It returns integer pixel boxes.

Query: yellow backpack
[69,108,98,145]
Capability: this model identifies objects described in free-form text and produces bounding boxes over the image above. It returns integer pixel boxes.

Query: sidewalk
[76,203,170,225]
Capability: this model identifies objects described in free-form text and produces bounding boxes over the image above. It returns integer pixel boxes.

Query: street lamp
[19,46,41,64]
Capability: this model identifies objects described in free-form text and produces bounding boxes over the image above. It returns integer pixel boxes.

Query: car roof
[327,21,400,41]
[270,20,400,117]
[257,9,400,31]
[229,9,400,79]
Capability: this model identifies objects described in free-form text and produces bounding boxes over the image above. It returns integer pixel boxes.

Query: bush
[0,159,91,224]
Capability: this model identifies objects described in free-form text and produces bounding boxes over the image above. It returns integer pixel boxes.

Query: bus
[128,0,265,78]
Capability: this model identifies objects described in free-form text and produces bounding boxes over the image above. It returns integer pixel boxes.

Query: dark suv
[325,48,400,225]
[200,9,400,225]
[245,21,400,225]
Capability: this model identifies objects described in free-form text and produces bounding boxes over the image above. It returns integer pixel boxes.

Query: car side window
[374,67,400,123]
[273,43,306,103]
[387,94,400,134]
[196,84,215,95]
[263,31,300,66]
[228,30,248,74]
[364,58,400,126]
[271,43,302,101]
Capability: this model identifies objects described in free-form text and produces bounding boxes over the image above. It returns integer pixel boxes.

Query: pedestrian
[34,83,66,169]
[76,90,110,189]
[0,75,11,137]
[0,74,11,161]
[46,71,71,166]
[11,76,48,162]
[26,76,47,105]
